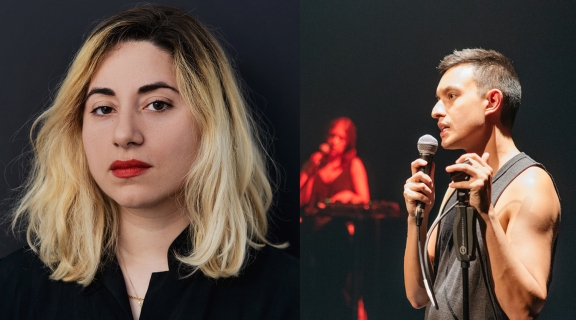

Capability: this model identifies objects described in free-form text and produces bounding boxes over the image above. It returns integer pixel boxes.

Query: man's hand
[403,158,436,219]
[446,152,493,215]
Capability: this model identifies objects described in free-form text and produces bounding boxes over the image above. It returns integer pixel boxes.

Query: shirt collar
[82,225,193,297]
[167,225,193,269]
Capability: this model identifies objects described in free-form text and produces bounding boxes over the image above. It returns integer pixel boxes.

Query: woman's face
[82,41,198,213]
[327,122,348,157]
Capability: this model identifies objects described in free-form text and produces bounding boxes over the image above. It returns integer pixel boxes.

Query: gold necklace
[118,250,145,308]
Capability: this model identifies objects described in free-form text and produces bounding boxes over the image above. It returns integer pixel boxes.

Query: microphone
[312,143,329,166]
[306,143,329,175]
[415,134,438,226]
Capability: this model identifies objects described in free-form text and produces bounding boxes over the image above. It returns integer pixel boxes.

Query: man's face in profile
[432,64,489,151]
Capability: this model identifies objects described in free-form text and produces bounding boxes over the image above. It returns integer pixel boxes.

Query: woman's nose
[112,110,144,148]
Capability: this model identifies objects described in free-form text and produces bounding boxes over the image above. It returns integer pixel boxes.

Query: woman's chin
[112,193,180,213]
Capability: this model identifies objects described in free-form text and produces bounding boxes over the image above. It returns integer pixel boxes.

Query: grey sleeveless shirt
[425,152,558,320]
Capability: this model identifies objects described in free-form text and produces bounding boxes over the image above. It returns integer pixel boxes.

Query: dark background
[302,1,576,318]
[0,1,299,258]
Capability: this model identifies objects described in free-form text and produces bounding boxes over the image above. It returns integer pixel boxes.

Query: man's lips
[110,159,152,178]
[438,123,449,136]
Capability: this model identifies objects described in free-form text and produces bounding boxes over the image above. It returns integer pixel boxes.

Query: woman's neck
[117,205,190,269]
[325,154,343,167]
[115,203,190,319]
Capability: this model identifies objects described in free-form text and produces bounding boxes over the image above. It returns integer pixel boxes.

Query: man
[403,49,560,319]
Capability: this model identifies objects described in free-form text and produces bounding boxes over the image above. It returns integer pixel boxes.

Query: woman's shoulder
[209,245,299,319]
[350,156,365,166]
[0,246,56,293]
[0,247,54,316]
[239,244,299,286]
[257,245,299,275]
[0,246,47,279]
[0,247,122,318]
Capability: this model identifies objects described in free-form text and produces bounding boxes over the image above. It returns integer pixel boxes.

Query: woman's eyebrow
[85,82,179,101]
[86,87,115,100]
[138,82,179,94]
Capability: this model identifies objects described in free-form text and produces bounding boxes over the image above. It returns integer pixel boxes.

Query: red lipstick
[110,159,152,178]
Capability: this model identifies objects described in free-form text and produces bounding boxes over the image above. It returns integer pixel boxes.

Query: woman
[300,117,370,207]
[300,117,369,318]
[0,5,298,319]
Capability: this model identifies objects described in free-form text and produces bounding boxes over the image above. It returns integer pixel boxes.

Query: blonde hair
[12,5,274,285]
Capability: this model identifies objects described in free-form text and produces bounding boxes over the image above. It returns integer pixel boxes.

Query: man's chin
[440,138,459,150]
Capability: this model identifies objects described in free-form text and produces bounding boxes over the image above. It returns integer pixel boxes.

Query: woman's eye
[91,106,114,115]
[146,100,172,112]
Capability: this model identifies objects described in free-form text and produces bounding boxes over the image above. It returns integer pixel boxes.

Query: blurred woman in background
[300,117,370,319]
[300,117,370,208]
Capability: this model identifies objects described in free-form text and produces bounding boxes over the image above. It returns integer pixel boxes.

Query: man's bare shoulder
[497,165,560,231]
[509,166,559,205]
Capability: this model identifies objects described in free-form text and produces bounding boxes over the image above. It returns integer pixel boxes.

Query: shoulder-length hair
[12,5,274,286]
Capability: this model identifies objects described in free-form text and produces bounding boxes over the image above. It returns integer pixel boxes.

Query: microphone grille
[417,134,438,155]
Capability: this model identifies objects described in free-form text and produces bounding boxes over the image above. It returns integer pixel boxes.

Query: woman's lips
[110,159,152,178]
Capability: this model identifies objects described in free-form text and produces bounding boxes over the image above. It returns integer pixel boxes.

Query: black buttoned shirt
[0,229,299,319]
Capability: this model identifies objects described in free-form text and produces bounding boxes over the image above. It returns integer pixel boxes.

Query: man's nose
[431,100,445,119]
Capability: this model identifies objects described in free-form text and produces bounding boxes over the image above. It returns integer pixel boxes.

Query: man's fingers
[455,152,490,167]
[406,171,434,186]
[404,188,433,205]
[411,159,429,175]
[482,152,490,164]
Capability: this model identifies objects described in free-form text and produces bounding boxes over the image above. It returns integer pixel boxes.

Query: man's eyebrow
[86,87,115,100]
[442,85,460,93]
[437,85,460,97]
[138,82,179,94]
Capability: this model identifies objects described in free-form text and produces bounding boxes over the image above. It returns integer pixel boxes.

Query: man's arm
[484,166,559,317]
[403,159,435,308]
[447,153,560,318]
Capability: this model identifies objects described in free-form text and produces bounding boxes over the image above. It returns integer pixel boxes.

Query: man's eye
[448,93,456,99]
[146,100,172,112]
[92,106,114,115]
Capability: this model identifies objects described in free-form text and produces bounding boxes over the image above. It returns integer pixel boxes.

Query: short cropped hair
[13,5,274,285]
[438,48,521,128]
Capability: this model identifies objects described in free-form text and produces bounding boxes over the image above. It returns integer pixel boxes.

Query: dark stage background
[0,1,299,258]
[302,1,576,318]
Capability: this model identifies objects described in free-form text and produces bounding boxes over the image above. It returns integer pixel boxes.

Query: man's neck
[468,125,519,174]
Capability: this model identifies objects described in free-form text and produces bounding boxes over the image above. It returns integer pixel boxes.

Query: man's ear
[484,89,503,116]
